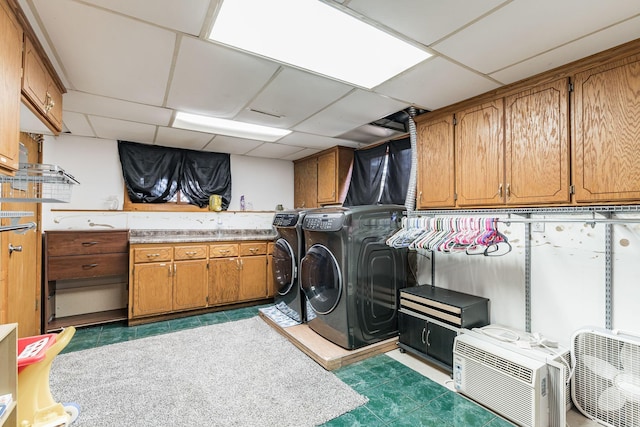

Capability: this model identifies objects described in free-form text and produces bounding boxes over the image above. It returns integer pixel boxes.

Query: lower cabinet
[130,240,269,323]
[399,313,458,370]
[398,285,489,373]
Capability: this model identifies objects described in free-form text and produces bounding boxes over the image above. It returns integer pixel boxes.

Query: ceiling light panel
[209,0,432,89]
[172,112,291,142]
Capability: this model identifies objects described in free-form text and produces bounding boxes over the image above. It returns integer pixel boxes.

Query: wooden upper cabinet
[455,99,505,207]
[316,146,354,205]
[573,53,640,203]
[504,78,570,205]
[22,35,64,134]
[294,156,317,209]
[416,113,455,208]
[0,0,23,174]
[294,146,353,208]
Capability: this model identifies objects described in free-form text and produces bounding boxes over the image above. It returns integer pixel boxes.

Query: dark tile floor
[60,304,514,426]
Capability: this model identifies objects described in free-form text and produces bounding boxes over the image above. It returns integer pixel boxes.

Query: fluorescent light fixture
[209,0,432,89]
[172,111,291,142]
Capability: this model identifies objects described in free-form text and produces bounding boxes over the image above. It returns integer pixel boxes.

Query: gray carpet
[49,317,368,426]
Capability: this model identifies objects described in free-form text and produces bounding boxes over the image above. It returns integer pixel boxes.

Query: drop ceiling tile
[64,91,173,126]
[345,0,508,45]
[31,0,175,105]
[234,68,353,128]
[278,132,361,150]
[376,57,501,110]
[201,135,264,155]
[491,16,640,84]
[433,0,640,74]
[293,90,408,137]
[338,124,405,144]
[61,111,95,137]
[88,116,157,142]
[155,127,214,150]
[282,148,321,161]
[167,36,280,118]
[79,0,210,35]
[244,142,308,159]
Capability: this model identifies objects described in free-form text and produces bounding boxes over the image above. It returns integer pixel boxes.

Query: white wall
[41,134,293,230]
[414,213,640,347]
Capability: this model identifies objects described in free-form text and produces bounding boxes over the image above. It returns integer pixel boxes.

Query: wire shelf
[0,163,79,203]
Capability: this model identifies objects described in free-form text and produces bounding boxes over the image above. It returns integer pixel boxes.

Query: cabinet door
[426,322,457,369]
[0,1,22,174]
[294,157,317,209]
[317,151,337,204]
[398,312,428,354]
[173,259,208,311]
[573,54,640,202]
[22,36,49,116]
[209,258,240,305]
[455,99,505,206]
[505,79,570,205]
[239,255,267,301]
[416,113,455,208]
[132,263,173,317]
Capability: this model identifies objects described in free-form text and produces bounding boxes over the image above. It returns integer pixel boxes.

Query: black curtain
[181,149,231,209]
[118,140,231,209]
[343,142,388,207]
[381,137,411,205]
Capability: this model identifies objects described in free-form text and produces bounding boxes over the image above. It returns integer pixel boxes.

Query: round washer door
[300,244,342,314]
[272,238,296,296]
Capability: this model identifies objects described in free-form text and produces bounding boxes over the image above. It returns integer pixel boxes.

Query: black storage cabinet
[398,285,489,373]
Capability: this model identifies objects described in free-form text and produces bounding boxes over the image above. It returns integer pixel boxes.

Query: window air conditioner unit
[452,326,571,427]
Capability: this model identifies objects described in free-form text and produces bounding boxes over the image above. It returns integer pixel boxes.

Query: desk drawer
[47,231,129,256]
[48,253,129,280]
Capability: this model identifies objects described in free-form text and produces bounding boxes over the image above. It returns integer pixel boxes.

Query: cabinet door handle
[498,184,503,197]
[421,328,426,344]
[82,241,98,246]
[506,183,511,198]
[82,263,98,269]
[8,244,22,254]
[426,329,431,347]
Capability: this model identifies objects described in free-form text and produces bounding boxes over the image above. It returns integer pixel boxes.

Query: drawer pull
[185,251,198,256]
[82,241,99,246]
[146,253,160,258]
[218,249,230,254]
[82,263,98,269]
[249,247,258,253]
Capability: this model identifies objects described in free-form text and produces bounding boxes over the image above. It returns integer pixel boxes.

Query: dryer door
[300,244,342,314]
[272,238,296,296]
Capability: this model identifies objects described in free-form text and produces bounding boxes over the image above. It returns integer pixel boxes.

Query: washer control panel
[303,213,345,231]
[273,213,299,227]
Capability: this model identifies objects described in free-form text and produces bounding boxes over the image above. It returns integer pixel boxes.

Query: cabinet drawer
[174,245,207,260]
[134,247,173,263]
[48,253,128,280]
[239,242,267,256]
[47,231,129,256]
[209,243,238,258]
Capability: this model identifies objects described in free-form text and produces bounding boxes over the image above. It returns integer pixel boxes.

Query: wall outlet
[532,222,545,233]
